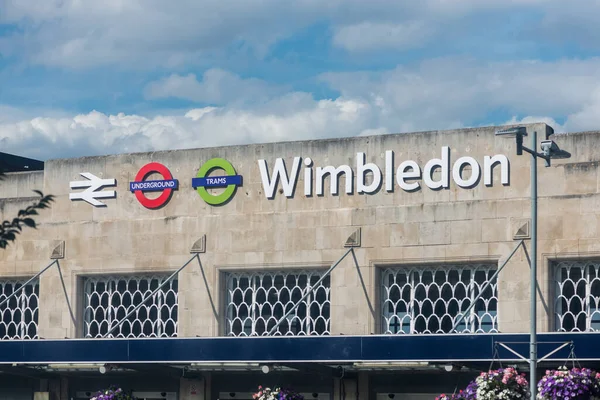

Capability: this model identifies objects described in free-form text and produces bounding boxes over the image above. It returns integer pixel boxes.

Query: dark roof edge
[0,152,44,172]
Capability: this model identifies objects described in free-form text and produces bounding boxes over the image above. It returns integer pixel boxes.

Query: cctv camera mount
[540,140,557,157]
[496,127,569,167]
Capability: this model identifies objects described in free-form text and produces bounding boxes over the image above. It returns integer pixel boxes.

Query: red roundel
[131,162,178,209]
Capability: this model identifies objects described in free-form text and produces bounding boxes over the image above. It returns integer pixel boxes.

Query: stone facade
[2,122,598,339]
[2,122,600,398]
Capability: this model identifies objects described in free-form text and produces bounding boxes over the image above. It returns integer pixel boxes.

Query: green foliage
[0,170,54,249]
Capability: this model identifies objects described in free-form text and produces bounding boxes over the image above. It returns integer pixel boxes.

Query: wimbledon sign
[258,147,509,199]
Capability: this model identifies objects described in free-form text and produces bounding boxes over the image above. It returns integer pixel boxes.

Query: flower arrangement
[436,367,528,400]
[90,386,135,400]
[473,367,529,400]
[537,366,600,399]
[253,386,304,400]
[435,390,467,400]
[463,380,478,400]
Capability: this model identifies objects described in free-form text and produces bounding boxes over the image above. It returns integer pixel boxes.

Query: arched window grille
[381,264,498,334]
[554,260,600,332]
[225,270,330,336]
[0,279,39,339]
[83,274,178,338]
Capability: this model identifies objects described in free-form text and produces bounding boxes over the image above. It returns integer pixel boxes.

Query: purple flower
[90,386,135,400]
[537,367,600,400]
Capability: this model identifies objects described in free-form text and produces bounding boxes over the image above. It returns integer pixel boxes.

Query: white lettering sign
[258,157,302,199]
[69,172,117,207]
[257,148,509,199]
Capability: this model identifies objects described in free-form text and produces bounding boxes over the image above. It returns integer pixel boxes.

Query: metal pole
[268,248,353,336]
[0,260,57,309]
[56,261,77,328]
[103,254,199,338]
[538,341,571,362]
[451,239,523,332]
[530,130,538,400]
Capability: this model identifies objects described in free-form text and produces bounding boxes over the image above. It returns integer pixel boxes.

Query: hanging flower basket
[537,366,600,400]
[253,386,304,400]
[89,386,136,400]
[435,391,467,400]
[436,367,528,400]
[475,367,529,400]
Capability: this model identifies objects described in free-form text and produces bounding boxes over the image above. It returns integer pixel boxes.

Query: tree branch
[0,170,54,249]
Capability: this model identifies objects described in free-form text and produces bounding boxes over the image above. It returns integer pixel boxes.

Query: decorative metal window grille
[381,265,498,334]
[0,279,39,340]
[83,275,178,338]
[225,270,330,336]
[554,260,600,332]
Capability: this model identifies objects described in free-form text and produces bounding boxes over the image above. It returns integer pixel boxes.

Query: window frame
[553,259,600,333]
[0,277,39,340]
[379,262,499,335]
[81,273,179,339]
[223,268,331,337]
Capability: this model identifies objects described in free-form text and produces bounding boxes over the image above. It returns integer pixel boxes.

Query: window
[381,264,498,334]
[0,279,39,339]
[225,270,330,336]
[554,260,600,332]
[83,274,178,338]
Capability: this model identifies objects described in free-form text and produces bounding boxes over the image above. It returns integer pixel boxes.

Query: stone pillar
[180,376,207,400]
[48,378,64,400]
[60,377,69,400]
[358,372,369,400]
[333,378,358,400]
[38,265,71,339]
[329,248,375,335]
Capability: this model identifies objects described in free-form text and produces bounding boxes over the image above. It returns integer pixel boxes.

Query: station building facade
[0,122,599,399]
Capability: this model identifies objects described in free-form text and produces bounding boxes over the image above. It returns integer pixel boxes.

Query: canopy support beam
[268,248,354,336]
[451,240,524,332]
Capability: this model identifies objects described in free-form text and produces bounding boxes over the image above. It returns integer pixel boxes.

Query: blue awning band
[0,333,597,364]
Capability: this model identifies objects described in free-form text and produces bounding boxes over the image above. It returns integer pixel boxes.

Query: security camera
[388,394,395,399]
[540,140,559,156]
[161,393,167,397]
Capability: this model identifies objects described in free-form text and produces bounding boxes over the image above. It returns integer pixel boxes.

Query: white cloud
[0,0,321,68]
[0,97,376,160]
[144,69,287,105]
[321,57,600,131]
[4,55,600,160]
[332,21,433,52]
[1,0,598,67]
[504,116,564,132]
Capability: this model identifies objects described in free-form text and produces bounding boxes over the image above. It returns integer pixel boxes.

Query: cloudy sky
[1,0,600,160]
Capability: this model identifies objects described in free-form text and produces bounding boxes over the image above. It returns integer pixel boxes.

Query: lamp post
[495,126,570,400]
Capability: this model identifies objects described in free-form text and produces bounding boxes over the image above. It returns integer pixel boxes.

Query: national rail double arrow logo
[69,172,117,207]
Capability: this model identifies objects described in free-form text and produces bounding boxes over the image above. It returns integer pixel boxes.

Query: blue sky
[1,0,600,160]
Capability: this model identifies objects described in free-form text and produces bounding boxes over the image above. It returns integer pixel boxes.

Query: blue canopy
[0,332,597,364]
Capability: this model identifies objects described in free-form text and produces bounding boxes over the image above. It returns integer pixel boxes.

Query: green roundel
[196,158,239,205]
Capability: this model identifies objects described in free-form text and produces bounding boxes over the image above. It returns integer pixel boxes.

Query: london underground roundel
[191,158,242,205]
[130,162,179,209]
